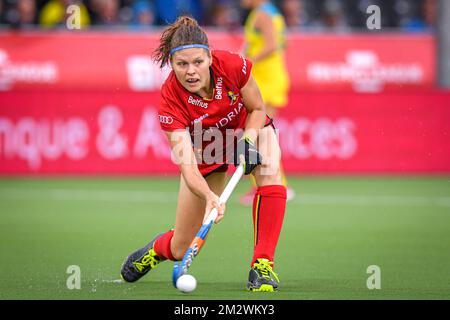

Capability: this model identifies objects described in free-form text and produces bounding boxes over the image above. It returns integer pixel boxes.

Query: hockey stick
[172,163,245,286]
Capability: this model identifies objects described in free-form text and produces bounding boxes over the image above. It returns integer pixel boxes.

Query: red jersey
[158,50,253,171]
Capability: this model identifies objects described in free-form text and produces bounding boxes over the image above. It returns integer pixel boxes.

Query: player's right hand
[204,192,226,224]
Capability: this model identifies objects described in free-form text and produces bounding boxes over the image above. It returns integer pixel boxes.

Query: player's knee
[171,247,184,261]
[171,241,190,261]
[260,162,280,178]
[255,164,282,186]
[172,249,184,261]
[258,174,282,186]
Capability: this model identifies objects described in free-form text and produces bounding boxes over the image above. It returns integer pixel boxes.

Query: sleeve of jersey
[224,51,253,89]
[159,88,189,132]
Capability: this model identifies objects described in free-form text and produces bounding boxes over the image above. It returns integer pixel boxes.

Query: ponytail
[153,16,210,68]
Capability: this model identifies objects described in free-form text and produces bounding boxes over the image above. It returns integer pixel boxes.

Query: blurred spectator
[89,0,120,25]
[401,0,436,32]
[39,0,90,28]
[317,0,349,30]
[280,0,302,27]
[153,0,204,25]
[17,0,36,25]
[209,0,241,29]
[423,0,436,27]
[0,0,3,24]
[2,0,37,28]
[129,0,155,28]
[0,0,439,32]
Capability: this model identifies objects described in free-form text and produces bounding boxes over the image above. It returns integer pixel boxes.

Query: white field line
[0,188,176,203]
[0,187,449,208]
[291,193,450,208]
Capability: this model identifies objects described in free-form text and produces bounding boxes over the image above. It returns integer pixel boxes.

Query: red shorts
[200,163,229,177]
[199,116,274,177]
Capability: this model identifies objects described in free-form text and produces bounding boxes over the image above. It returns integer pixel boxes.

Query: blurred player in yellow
[240,0,294,204]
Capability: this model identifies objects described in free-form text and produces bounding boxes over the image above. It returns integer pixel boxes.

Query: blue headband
[170,44,209,55]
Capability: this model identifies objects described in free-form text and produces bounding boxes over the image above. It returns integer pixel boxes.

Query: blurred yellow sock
[250,174,257,188]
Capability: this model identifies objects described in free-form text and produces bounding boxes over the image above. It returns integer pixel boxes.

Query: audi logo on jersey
[159,115,173,124]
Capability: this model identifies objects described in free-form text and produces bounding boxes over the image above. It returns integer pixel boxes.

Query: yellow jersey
[244,1,289,107]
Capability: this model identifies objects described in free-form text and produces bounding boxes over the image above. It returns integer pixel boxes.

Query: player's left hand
[234,136,262,175]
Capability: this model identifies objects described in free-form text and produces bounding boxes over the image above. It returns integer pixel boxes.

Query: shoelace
[133,249,159,272]
[254,259,280,282]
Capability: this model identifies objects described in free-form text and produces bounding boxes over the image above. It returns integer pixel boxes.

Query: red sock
[153,230,175,261]
[251,185,287,267]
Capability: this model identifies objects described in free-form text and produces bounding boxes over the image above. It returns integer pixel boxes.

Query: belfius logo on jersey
[188,96,208,109]
[227,90,239,106]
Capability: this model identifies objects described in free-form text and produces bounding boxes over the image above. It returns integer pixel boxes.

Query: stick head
[172,262,183,287]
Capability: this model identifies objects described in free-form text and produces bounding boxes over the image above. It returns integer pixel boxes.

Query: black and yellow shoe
[120,234,164,283]
[247,258,280,292]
